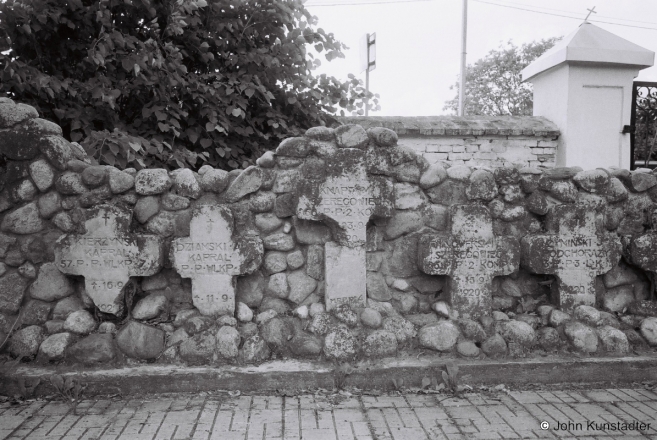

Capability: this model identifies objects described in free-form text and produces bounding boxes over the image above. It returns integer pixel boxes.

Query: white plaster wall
[567,65,638,169]
[531,64,570,167]
[531,63,639,169]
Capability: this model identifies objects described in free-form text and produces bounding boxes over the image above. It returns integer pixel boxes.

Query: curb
[2,355,657,397]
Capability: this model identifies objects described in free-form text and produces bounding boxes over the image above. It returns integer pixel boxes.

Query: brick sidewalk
[1,388,656,440]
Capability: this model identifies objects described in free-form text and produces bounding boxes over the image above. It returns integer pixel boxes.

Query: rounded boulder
[324,326,358,360]
[418,321,460,352]
[116,320,165,360]
[216,326,241,359]
[63,310,97,335]
[363,330,398,357]
[564,321,598,353]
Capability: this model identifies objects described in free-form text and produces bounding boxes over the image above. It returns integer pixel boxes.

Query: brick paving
[1,387,656,440]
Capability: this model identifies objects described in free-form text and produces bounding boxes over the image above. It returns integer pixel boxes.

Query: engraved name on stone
[297,177,387,246]
[173,241,234,273]
[171,204,263,316]
[296,148,393,310]
[55,205,164,315]
[521,204,622,311]
[419,205,520,319]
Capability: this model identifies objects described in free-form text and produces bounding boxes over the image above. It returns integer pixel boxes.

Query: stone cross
[418,205,520,319]
[521,204,622,311]
[55,205,164,315]
[296,148,394,310]
[171,204,263,317]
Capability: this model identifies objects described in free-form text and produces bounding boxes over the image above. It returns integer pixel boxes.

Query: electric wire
[305,0,657,31]
[305,0,435,7]
[476,0,657,25]
[472,0,657,30]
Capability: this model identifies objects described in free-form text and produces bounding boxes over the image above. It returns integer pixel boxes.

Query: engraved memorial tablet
[171,204,263,316]
[521,204,622,310]
[418,205,520,319]
[55,205,164,315]
[296,148,393,310]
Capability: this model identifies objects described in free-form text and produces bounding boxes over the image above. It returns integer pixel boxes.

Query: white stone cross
[171,204,263,316]
[55,205,164,315]
[521,204,622,311]
[296,148,393,310]
[418,205,520,319]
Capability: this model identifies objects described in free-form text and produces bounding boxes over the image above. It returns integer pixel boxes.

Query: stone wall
[1,98,656,370]
[340,116,559,168]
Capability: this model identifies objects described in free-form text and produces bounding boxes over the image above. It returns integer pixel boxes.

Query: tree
[0,0,379,170]
[444,38,559,116]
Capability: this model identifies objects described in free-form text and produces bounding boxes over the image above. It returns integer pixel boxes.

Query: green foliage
[0,0,379,170]
[16,377,41,400]
[333,362,353,390]
[50,374,86,413]
[441,361,460,395]
[444,38,559,116]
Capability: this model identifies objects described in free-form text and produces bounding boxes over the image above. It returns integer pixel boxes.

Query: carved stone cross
[521,204,622,311]
[55,205,164,315]
[296,148,394,310]
[418,205,520,319]
[171,204,263,316]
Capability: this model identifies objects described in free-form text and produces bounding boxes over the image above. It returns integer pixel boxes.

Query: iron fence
[631,81,657,169]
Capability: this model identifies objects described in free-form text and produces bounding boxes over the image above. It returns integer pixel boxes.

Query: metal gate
[630,81,657,169]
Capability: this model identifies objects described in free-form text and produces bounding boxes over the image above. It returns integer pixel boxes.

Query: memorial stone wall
[1,98,656,368]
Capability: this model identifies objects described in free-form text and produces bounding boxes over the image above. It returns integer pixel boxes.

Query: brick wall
[340,116,559,168]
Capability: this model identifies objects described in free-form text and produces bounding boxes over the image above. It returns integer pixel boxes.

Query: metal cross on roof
[584,6,597,22]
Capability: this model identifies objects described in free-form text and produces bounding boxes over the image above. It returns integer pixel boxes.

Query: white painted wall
[530,64,639,169]
[567,65,636,169]
[531,64,570,166]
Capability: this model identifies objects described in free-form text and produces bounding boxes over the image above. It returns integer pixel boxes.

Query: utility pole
[366,62,370,117]
[458,0,468,116]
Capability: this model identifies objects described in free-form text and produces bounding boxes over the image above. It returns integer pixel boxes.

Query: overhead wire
[305,0,657,30]
[471,0,657,30]
[477,0,657,26]
[305,0,435,7]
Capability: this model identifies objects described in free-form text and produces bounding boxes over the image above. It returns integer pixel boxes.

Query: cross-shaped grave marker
[55,205,164,315]
[418,205,520,319]
[521,204,622,311]
[171,204,263,316]
[296,148,394,310]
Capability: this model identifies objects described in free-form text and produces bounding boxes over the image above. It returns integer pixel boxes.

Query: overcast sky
[303,0,657,117]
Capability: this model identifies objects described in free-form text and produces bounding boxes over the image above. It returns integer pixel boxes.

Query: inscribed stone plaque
[55,205,164,315]
[324,242,367,309]
[418,205,520,319]
[170,204,263,316]
[296,148,393,310]
[521,204,622,311]
[296,149,393,247]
